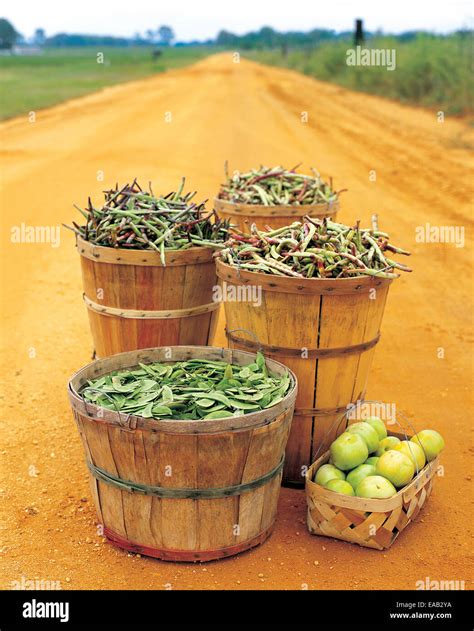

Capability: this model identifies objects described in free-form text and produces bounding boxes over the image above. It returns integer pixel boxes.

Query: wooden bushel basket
[68,346,297,562]
[306,432,440,551]
[216,259,395,486]
[214,197,339,233]
[77,236,220,358]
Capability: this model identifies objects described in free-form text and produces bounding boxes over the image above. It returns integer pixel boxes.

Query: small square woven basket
[305,430,440,550]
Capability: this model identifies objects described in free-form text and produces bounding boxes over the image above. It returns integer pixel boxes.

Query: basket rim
[215,258,395,295]
[214,196,339,214]
[75,235,216,267]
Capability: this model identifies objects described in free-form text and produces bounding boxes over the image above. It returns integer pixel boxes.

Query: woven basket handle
[311,401,359,463]
[388,409,434,483]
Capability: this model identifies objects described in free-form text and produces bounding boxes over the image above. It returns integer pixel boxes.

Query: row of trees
[215,27,351,49]
[0,19,175,49]
[44,32,174,47]
[2,17,467,51]
[0,18,21,49]
[0,19,364,51]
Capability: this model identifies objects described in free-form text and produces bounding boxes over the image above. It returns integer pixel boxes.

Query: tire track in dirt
[1,53,472,590]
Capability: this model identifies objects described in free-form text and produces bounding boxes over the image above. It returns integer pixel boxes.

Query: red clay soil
[1,53,473,590]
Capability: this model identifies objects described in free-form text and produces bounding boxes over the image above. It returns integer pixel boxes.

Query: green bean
[364,234,389,266]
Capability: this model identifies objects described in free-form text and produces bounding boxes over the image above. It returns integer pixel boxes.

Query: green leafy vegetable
[81,356,291,420]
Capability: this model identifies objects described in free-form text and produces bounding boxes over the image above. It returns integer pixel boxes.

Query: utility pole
[354,19,364,46]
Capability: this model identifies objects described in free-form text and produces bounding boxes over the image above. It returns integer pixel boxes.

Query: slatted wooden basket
[68,346,297,562]
[77,236,220,358]
[305,430,440,550]
[214,197,339,233]
[216,259,395,486]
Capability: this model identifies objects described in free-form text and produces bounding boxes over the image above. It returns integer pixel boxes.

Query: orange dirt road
[1,53,472,591]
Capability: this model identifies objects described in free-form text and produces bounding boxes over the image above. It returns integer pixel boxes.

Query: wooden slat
[73,411,104,524]
[382,505,403,532]
[405,496,420,520]
[260,474,283,530]
[372,526,396,549]
[79,419,127,537]
[178,261,217,345]
[314,501,337,522]
[237,417,287,541]
[402,459,438,502]
[312,291,372,455]
[395,509,411,532]
[105,426,156,547]
[195,431,250,550]
[142,431,164,548]
[214,196,339,217]
[159,432,198,551]
[351,284,389,401]
[330,510,354,531]
[351,512,388,540]
[117,264,138,351]
[337,507,368,527]
[307,502,328,526]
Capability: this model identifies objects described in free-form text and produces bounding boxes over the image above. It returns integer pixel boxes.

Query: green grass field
[247,34,473,115]
[0,46,211,120]
[1,36,471,121]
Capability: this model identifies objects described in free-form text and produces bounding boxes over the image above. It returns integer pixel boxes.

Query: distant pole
[354,19,364,46]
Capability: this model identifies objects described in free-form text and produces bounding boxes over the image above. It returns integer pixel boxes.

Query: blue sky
[4,0,473,41]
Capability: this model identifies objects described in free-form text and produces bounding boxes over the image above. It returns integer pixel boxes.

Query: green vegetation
[67,179,230,265]
[0,17,20,49]
[82,353,292,420]
[0,46,211,120]
[1,29,471,120]
[219,217,412,280]
[247,34,473,114]
[217,165,339,205]
[216,27,345,49]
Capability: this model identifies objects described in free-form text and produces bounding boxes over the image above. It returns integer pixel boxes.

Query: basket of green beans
[66,178,231,265]
[217,165,341,206]
[214,165,343,233]
[217,216,412,280]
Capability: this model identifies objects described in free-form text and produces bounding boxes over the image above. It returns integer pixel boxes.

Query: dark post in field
[354,19,365,46]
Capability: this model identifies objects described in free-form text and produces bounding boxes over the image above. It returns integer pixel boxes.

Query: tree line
[0,17,470,50]
[0,19,175,49]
